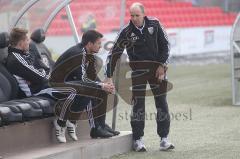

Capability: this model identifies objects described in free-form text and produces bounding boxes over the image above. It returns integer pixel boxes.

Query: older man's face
[130,7,145,27]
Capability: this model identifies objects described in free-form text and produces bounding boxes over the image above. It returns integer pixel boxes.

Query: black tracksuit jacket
[6,47,49,97]
[106,16,169,77]
[53,43,101,88]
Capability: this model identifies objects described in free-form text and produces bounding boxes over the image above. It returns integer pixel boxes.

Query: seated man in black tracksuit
[51,30,119,143]
[6,27,51,98]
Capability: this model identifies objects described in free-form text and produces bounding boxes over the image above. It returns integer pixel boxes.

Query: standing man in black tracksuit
[51,30,119,143]
[105,2,174,151]
[6,28,50,98]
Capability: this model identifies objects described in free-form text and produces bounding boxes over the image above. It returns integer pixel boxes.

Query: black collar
[78,43,84,48]
[8,46,25,55]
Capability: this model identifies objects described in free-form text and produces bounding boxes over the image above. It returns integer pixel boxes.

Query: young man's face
[19,36,30,52]
[130,7,145,27]
[89,38,102,54]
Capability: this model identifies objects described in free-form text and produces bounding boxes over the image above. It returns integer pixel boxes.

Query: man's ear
[86,42,92,48]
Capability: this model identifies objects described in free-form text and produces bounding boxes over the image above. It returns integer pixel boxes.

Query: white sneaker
[160,137,175,151]
[53,119,66,143]
[133,138,146,152]
[66,120,78,141]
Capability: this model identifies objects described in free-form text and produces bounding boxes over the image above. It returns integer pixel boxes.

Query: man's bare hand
[101,82,115,94]
[155,65,165,82]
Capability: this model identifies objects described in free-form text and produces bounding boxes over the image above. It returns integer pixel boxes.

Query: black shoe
[104,124,120,136]
[90,126,114,138]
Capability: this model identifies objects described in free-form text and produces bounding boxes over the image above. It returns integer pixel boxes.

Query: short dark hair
[9,27,28,47]
[81,30,103,46]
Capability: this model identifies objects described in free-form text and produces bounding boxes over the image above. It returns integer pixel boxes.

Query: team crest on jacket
[148,27,154,35]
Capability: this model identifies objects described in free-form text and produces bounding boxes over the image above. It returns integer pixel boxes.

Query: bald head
[129,2,145,27]
[130,2,145,14]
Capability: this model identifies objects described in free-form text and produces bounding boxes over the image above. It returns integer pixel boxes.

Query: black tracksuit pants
[130,70,170,140]
[54,90,108,128]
